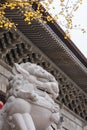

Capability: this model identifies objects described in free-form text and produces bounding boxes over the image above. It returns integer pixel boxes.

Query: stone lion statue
[0,62,62,130]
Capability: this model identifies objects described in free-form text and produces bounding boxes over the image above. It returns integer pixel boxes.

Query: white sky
[42,0,87,58]
[68,0,87,58]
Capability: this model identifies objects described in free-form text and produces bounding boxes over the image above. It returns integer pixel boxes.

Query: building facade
[0,8,87,130]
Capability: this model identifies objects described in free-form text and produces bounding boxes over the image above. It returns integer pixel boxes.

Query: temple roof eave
[1,8,87,94]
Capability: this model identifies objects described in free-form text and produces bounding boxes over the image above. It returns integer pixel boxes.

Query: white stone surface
[60,107,86,130]
[0,61,12,93]
[0,61,86,130]
[0,75,8,93]
[0,62,62,130]
[84,126,87,130]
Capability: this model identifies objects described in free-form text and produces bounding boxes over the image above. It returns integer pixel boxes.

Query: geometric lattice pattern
[58,83,87,120]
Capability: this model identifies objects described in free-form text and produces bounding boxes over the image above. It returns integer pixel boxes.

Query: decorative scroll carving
[0,30,21,59]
